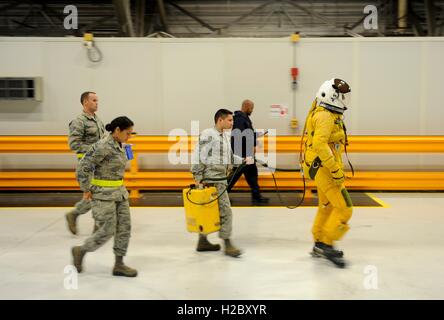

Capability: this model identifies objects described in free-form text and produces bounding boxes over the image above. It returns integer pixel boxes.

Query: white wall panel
[0,37,443,170]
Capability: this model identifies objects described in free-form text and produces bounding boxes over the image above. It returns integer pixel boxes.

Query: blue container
[124,144,134,160]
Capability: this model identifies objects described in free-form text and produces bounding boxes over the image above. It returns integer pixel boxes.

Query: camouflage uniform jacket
[191,127,243,184]
[77,134,129,201]
[68,112,105,156]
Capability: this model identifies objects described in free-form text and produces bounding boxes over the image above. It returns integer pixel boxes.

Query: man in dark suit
[228,99,269,204]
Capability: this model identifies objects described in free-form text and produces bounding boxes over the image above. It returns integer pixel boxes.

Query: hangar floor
[0,192,443,300]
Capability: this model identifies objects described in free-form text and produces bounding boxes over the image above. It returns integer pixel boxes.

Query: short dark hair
[105,116,134,133]
[80,91,96,105]
[214,109,233,124]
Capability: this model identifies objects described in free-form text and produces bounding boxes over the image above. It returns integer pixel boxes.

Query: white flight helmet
[316,78,351,114]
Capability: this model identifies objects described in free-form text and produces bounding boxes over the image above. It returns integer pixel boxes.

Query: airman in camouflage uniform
[191,109,252,258]
[65,91,105,235]
[71,116,137,277]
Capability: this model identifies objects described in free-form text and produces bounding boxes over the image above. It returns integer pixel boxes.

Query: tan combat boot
[71,246,86,273]
[65,211,79,235]
[113,256,138,277]
[224,239,242,258]
[196,234,221,252]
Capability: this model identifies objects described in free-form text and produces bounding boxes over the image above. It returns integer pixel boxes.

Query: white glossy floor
[0,193,443,300]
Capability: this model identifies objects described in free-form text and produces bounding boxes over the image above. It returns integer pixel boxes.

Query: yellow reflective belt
[91,178,123,187]
[77,153,84,159]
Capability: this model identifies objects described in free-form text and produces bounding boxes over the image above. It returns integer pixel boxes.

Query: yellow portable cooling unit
[182,186,221,235]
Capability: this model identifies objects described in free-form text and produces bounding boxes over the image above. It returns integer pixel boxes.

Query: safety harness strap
[341,122,355,177]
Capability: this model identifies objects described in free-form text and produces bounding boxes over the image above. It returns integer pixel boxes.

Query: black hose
[187,159,306,209]
[255,159,306,209]
[255,159,301,172]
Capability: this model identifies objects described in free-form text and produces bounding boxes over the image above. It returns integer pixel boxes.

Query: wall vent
[0,77,42,101]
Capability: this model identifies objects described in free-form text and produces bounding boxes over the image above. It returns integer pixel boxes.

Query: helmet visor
[333,79,351,109]
[337,91,351,110]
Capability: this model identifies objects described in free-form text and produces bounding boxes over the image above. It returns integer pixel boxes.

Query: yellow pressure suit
[302,100,353,246]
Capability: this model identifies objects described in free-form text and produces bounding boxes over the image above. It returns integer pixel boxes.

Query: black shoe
[314,242,344,258]
[311,243,346,268]
[252,197,269,204]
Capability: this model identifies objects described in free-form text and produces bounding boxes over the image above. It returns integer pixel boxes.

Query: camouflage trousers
[82,199,131,256]
[73,198,91,215]
[214,183,232,240]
